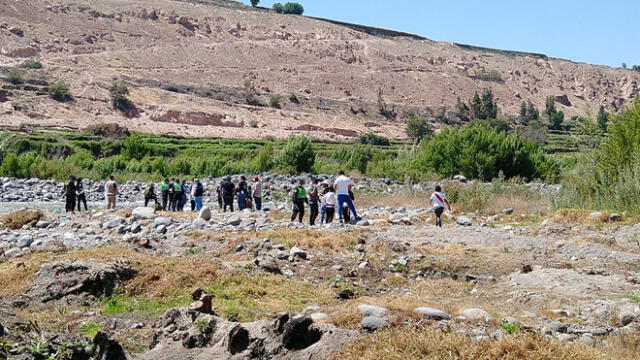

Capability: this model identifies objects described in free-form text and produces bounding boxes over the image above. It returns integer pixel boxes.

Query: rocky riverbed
[0,177,637,360]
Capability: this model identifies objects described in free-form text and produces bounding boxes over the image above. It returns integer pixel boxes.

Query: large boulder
[24,259,135,303]
[142,307,357,360]
[132,206,156,219]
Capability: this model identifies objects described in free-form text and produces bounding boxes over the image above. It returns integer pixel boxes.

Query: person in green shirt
[160,179,170,211]
[290,179,308,223]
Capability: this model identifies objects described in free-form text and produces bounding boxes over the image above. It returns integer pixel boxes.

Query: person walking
[64,176,77,213]
[193,179,205,211]
[321,186,337,224]
[144,183,157,207]
[105,175,118,210]
[221,176,235,212]
[334,170,359,224]
[75,178,88,211]
[236,176,249,211]
[290,179,307,223]
[160,178,170,211]
[308,179,320,226]
[252,176,263,211]
[430,185,452,227]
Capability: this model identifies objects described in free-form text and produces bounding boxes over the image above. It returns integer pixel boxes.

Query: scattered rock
[289,246,307,260]
[502,208,514,215]
[358,304,389,317]
[459,308,494,323]
[456,217,473,226]
[360,316,386,332]
[453,175,467,183]
[226,216,242,226]
[24,259,135,303]
[415,307,450,320]
[198,206,212,221]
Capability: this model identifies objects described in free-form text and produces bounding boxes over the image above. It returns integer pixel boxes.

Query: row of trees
[250,0,304,15]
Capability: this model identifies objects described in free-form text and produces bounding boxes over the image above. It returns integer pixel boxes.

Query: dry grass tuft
[550,209,609,225]
[330,327,607,360]
[358,189,429,209]
[155,211,197,220]
[2,209,43,229]
[186,228,363,252]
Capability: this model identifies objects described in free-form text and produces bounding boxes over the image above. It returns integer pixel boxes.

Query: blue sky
[240,0,638,68]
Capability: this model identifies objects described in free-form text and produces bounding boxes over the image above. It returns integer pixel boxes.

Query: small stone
[502,208,514,215]
[227,216,242,226]
[289,247,307,260]
[453,175,467,183]
[17,235,33,249]
[154,217,172,226]
[415,307,450,320]
[619,312,636,326]
[198,207,212,221]
[459,308,493,323]
[589,212,604,220]
[360,316,386,332]
[609,213,621,222]
[358,304,389,317]
[549,321,568,333]
[580,334,596,346]
[310,313,328,321]
[456,217,473,226]
[192,218,208,227]
[556,333,574,342]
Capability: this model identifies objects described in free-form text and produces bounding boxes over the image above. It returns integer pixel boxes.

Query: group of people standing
[63,176,89,213]
[217,175,263,213]
[144,178,206,212]
[289,170,360,225]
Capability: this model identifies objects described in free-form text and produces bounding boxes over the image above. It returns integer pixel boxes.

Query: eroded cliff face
[1,0,638,139]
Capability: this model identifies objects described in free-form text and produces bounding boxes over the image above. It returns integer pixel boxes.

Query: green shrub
[406,115,433,143]
[250,0,259,6]
[467,118,510,133]
[358,133,390,146]
[86,123,130,137]
[48,80,72,102]
[556,98,640,213]
[251,143,274,172]
[6,71,23,85]
[120,134,149,160]
[269,95,282,109]
[414,126,558,182]
[277,135,315,173]
[110,82,135,112]
[21,58,43,69]
[283,2,304,14]
[473,70,503,82]
[273,3,284,13]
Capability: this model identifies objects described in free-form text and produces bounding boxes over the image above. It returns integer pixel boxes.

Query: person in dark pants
[308,179,320,226]
[430,185,452,227]
[216,184,223,209]
[319,181,329,224]
[290,179,307,223]
[64,176,77,213]
[160,179,170,211]
[75,178,88,211]
[321,186,337,224]
[237,176,248,211]
[144,184,158,207]
[252,176,262,211]
[171,179,182,211]
[221,176,235,212]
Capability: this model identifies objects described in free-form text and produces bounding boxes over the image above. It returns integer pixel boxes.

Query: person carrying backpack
[290,179,308,223]
[430,185,452,227]
[194,179,205,211]
[160,179,170,211]
[75,178,88,211]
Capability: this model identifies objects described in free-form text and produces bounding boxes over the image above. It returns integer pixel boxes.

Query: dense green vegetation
[556,99,640,213]
[273,2,304,14]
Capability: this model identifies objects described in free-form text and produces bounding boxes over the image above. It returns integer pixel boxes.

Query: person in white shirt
[321,186,337,224]
[430,185,452,227]
[334,170,359,223]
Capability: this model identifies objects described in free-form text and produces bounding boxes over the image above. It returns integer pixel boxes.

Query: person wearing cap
[252,176,263,211]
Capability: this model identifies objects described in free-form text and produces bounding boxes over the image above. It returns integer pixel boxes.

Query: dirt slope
[1,0,639,139]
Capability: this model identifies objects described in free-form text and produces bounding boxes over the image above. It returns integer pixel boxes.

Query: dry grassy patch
[358,189,429,209]
[2,209,43,229]
[155,211,197,220]
[330,327,607,360]
[186,228,363,252]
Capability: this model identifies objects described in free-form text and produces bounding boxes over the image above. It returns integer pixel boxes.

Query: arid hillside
[1,0,639,139]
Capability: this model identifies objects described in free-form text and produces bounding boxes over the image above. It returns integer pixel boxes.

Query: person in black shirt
[64,176,77,213]
[221,176,235,212]
[237,176,248,211]
[308,179,320,226]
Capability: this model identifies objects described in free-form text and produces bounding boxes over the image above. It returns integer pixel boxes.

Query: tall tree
[250,0,259,6]
[519,101,528,125]
[596,105,609,132]
[480,89,498,119]
[406,114,433,144]
[469,92,482,120]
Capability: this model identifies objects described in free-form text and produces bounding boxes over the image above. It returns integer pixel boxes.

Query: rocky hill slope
[1,0,639,140]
